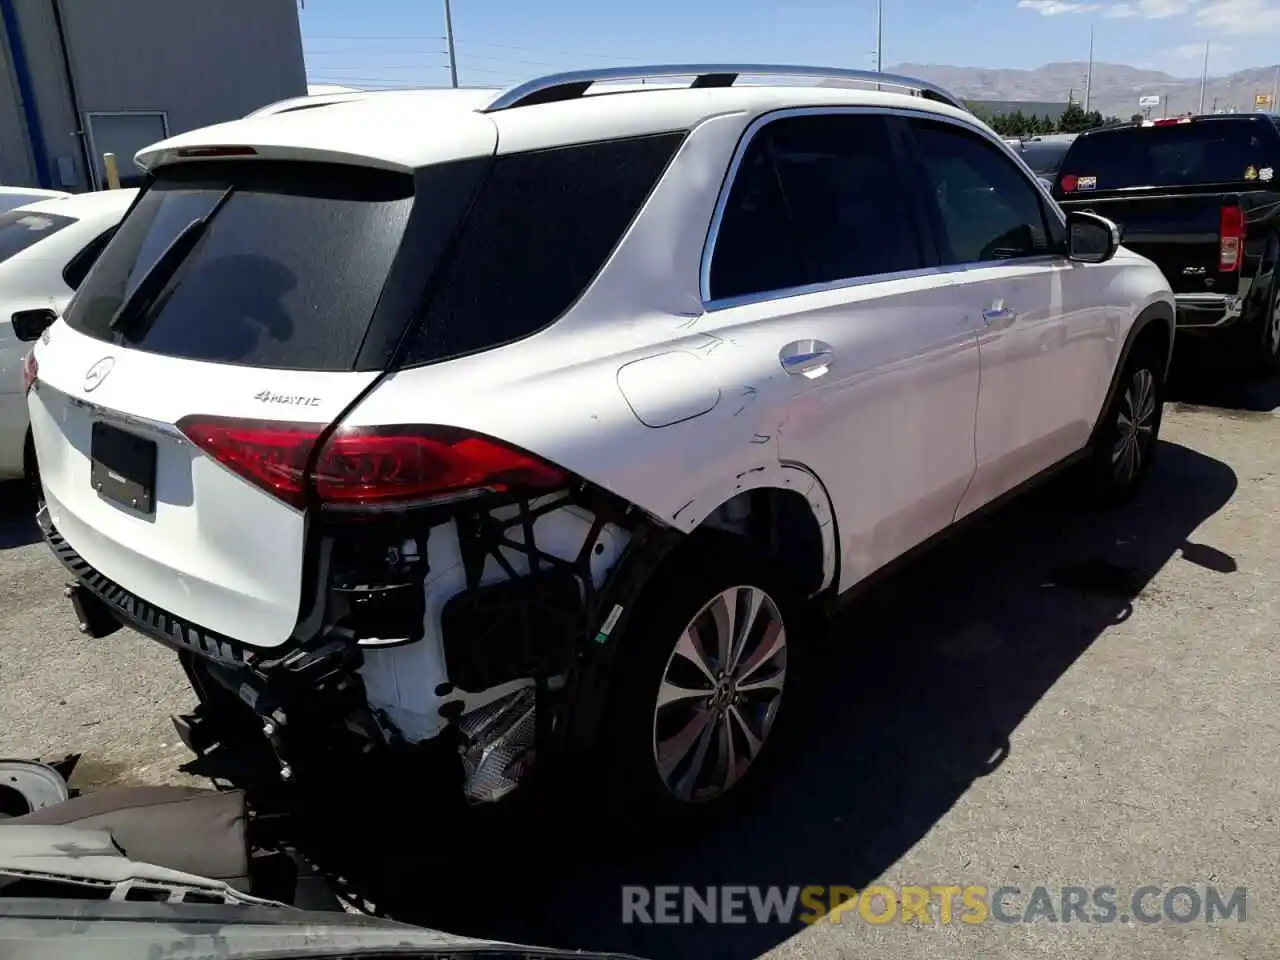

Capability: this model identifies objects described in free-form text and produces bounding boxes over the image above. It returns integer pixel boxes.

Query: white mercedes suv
[26,65,1174,823]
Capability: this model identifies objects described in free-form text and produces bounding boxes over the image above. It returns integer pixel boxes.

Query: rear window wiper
[109,185,234,337]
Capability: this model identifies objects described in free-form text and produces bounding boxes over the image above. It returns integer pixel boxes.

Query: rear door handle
[779,339,834,377]
[982,306,1018,330]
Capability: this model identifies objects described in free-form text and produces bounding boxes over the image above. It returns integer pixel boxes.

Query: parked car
[0,188,137,484]
[0,187,70,217]
[1007,133,1078,180]
[1052,114,1280,375]
[0,819,640,960]
[27,64,1174,826]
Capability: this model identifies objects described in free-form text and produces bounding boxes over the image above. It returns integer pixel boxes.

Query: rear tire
[598,539,810,832]
[1248,288,1280,379]
[1084,343,1165,504]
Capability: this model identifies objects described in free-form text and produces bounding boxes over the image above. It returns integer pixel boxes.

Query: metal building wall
[0,5,38,185]
[4,0,305,190]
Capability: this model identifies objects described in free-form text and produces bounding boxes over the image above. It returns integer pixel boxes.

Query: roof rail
[481,64,968,114]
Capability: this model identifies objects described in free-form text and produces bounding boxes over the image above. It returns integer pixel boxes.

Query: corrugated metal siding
[2,0,304,189]
[0,6,37,185]
[11,0,77,188]
[59,0,305,130]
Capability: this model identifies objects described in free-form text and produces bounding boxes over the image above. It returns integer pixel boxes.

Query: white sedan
[0,188,137,483]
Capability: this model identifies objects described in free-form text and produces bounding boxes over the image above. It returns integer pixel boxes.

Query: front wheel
[1085,345,1164,503]
[599,541,807,829]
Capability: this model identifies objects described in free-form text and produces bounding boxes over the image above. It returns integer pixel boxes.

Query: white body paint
[28,82,1173,742]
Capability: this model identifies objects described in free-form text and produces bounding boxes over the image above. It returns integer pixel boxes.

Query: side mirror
[11,308,58,342]
[1037,176,1054,191]
[1066,211,1121,264]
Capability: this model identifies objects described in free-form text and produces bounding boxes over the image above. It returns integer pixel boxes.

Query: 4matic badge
[253,390,322,407]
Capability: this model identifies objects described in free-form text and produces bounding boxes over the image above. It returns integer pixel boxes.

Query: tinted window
[0,210,76,265]
[402,133,685,367]
[911,119,1052,264]
[1018,140,1073,177]
[709,114,923,301]
[64,162,414,371]
[1059,120,1274,191]
[62,226,120,290]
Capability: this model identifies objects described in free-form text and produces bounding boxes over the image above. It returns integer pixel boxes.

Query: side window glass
[910,119,1052,264]
[708,114,924,301]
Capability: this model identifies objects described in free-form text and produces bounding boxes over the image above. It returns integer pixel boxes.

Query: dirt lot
[2,375,1278,960]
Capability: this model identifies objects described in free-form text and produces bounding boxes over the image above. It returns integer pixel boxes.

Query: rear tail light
[1219,204,1245,272]
[177,417,568,509]
[22,350,37,394]
[1060,173,1079,193]
[1145,118,1194,127]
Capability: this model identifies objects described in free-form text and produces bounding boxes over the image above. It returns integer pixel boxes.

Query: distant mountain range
[887,61,1280,119]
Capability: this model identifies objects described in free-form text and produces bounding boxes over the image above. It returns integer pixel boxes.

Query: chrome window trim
[705,264,950,312]
[698,104,1067,311]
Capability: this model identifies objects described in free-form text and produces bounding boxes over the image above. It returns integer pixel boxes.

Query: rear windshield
[63,162,414,372]
[1017,140,1073,177]
[0,210,76,265]
[1058,120,1274,191]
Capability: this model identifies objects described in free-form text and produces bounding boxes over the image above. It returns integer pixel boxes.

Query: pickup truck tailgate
[1058,191,1237,296]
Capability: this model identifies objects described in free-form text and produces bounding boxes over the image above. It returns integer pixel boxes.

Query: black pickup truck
[1051,114,1280,376]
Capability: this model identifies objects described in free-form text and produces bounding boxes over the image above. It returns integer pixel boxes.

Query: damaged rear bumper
[39,490,679,805]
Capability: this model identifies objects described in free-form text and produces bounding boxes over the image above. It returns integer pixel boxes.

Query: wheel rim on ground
[1112,366,1157,484]
[651,585,787,803]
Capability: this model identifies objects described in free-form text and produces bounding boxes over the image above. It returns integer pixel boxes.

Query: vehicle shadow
[0,482,39,550]
[1168,358,1280,414]
[270,440,1237,959]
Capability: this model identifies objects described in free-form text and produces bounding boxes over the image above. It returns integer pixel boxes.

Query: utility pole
[1198,40,1210,114]
[1083,24,1094,113]
[1271,65,1278,114]
[875,0,883,72]
[444,0,458,88]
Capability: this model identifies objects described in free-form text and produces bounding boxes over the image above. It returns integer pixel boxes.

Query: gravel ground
[1,376,1278,960]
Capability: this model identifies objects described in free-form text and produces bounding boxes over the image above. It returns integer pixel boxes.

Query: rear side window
[1058,120,1275,192]
[0,210,76,265]
[64,162,414,371]
[708,113,924,302]
[401,133,685,367]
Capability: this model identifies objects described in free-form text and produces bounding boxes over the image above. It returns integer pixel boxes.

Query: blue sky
[297,0,1280,89]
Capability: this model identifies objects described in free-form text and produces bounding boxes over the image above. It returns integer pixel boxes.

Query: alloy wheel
[651,585,787,803]
[1112,367,1157,485]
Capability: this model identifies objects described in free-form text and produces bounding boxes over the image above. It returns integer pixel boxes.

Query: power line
[453,38,652,62]
[305,34,446,40]
[304,49,449,55]
[311,63,518,78]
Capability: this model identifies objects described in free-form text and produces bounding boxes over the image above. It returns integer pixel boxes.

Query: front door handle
[779,339,834,377]
[982,306,1018,330]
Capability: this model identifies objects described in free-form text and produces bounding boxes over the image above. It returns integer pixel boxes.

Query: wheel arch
[669,462,839,597]
[1089,298,1174,446]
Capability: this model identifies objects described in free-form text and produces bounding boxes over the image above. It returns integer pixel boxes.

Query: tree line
[968,101,1135,138]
